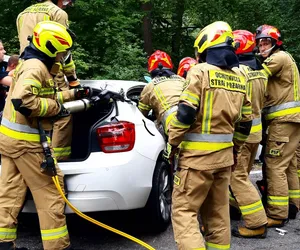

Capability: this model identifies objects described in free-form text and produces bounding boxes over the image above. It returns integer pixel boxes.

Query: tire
[144,155,173,233]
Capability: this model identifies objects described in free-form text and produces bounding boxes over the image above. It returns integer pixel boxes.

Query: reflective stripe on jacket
[236,65,267,143]
[138,75,186,133]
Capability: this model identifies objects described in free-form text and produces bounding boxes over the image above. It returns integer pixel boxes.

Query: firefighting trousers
[230,142,267,228]
[52,115,73,161]
[172,167,231,250]
[0,153,70,250]
[287,154,300,209]
[265,121,300,220]
[296,143,300,189]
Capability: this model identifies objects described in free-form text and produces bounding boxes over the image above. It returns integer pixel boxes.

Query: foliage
[1,0,300,79]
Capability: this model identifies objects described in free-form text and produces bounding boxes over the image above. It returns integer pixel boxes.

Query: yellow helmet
[194,21,234,55]
[32,21,73,58]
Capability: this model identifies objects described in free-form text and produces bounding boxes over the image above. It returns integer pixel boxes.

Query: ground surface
[16,169,300,250]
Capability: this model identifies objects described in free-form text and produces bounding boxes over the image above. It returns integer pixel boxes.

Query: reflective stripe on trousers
[206,242,230,250]
[267,196,289,206]
[41,225,68,241]
[289,190,300,199]
[264,101,300,120]
[180,133,234,151]
[239,200,264,216]
[0,117,50,142]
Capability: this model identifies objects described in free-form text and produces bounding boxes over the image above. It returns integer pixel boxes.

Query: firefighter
[230,30,268,238]
[138,50,186,136]
[0,21,90,250]
[177,57,197,79]
[256,24,300,227]
[167,21,252,250]
[17,0,78,161]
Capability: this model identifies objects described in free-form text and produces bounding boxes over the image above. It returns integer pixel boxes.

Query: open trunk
[69,89,114,161]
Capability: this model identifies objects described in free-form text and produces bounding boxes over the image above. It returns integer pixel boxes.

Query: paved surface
[15,171,300,250]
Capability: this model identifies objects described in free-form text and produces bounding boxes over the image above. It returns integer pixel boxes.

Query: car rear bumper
[22,151,156,213]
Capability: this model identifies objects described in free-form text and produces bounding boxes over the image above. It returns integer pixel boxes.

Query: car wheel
[144,155,173,233]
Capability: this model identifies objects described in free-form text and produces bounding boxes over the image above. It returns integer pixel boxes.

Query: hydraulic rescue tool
[38,89,156,250]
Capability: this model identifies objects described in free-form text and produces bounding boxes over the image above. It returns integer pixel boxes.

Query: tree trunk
[141,1,153,56]
[171,0,185,67]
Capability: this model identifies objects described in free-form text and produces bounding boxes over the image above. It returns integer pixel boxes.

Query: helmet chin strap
[256,45,275,56]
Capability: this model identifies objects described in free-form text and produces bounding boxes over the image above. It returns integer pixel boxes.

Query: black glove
[74,87,93,99]
[57,103,70,117]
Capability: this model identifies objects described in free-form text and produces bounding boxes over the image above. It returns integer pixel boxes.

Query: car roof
[81,80,146,93]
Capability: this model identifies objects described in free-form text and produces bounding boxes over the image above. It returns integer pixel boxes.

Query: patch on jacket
[264,57,273,65]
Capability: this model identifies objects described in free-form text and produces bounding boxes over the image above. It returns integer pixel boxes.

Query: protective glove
[163,142,178,166]
[57,103,70,118]
[74,87,93,99]
[69,79,81,89]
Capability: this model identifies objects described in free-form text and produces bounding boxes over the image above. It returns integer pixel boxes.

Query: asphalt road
[15,171,300,250]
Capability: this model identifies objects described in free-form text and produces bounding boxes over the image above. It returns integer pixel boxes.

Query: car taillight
[96,121,135,153]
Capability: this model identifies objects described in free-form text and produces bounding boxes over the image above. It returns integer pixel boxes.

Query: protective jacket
[16,1,77,88]
[17,1,68,53]
[0,58,75,158]
[138,75,186,133]
[238,64,268,143]
[168,63,252,170]
[262,50,300,122]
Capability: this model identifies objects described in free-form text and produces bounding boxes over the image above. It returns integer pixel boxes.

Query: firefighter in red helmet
[138,50,186,137]
[256,24,300,227]
[177,57,197,78]
[230,29,268,238]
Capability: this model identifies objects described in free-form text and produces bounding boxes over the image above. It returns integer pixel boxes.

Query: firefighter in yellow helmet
[138,50,186,137]
[0,21,90,250]
[167,21,252,250]
[256,24,300,227]
[229,30,268,238]
[17,0,79,161]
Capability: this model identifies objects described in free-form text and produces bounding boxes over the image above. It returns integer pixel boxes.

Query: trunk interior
[69,90,114,161]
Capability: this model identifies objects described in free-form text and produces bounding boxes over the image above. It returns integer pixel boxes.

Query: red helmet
[255,24,282,46]
[233,30,256,55]
[177,57,197,78]
[147,50,173,73]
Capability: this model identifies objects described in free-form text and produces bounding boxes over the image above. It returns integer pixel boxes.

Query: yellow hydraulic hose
[52,176,155,250]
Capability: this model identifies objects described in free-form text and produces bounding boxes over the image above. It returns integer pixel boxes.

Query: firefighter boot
[0,242,28,250]
[288,204,299,219]
[267,217,288,228]
[232,225,267,239]
[230,205,241,220]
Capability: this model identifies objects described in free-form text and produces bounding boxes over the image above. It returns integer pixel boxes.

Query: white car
[1,80,173,232]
